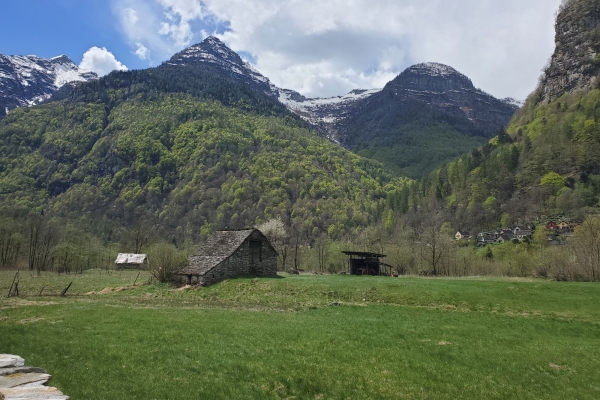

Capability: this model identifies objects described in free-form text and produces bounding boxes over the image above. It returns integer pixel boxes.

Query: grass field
[1,270,600,399]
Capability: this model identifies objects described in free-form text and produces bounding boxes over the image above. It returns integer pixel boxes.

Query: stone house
[174,229,278,286]
[515,230,533,241]
[496,233,515,243]
[115,253,148,270]
[477,235,496,246]
[558,221,572,232]
[455,231,471,241]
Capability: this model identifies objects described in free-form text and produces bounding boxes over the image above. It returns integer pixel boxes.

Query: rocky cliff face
[0,54,98,118]
[539,0,600,103]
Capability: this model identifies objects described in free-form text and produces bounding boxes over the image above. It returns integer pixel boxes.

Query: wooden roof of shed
[115,253,147,264]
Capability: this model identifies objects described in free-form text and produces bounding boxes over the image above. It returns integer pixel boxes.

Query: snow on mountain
[0,53,97,118]
[410,62,461,77]
[278,88,382,143]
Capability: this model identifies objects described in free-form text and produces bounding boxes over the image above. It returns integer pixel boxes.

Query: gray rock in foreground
[0,355,24,369]
[0,355,68,400]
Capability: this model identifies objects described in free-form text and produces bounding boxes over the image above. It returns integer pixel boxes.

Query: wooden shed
[115,253,148,270]
[175,229,278,286]
[343,251,390,275]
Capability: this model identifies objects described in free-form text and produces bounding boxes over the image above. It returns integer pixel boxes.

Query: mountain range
[0,37,519,177]
[0,40,398,242]
[164,37,520,176]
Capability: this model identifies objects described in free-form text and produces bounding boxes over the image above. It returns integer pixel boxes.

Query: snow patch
[410,62,459,76]
[277,87,381,128]
[53,63,90,87]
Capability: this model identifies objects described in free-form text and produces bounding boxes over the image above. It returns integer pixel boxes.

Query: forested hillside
[339,63,518,178]
[392,0,600,232]
[0,93,397,243]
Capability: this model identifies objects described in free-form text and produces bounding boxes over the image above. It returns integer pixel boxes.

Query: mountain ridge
[0,53,98,118]
[161,36,519,173]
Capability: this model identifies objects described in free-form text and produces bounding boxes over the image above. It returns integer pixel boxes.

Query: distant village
[455,220,576,247]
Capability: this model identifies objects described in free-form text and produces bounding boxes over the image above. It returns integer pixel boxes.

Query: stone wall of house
[199,232,277,285]
[177,230,278,286]
[115,263,147,270]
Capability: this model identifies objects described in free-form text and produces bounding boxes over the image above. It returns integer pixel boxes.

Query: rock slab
[0,355,68,400]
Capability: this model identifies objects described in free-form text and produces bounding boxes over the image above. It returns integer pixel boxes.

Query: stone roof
[177,229,255,276]
[115,253,147,265]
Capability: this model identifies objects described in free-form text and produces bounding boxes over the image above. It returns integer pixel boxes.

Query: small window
[250,240,262,263]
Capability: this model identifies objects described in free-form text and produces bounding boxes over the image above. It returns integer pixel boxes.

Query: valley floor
[1,271,599,399]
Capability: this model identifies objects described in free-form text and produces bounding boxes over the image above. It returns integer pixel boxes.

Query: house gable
[176,229,278,285]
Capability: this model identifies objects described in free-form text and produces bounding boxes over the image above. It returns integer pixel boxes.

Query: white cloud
[79,46,128,76]
[134,43,150,60]
[123,7,139,24]
[113,1,174,59]
[111,0,564,99]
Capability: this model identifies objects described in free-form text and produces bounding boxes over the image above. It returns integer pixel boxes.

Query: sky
[0,0,564,100]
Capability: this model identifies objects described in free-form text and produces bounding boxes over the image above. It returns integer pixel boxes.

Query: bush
[147,242,188,283]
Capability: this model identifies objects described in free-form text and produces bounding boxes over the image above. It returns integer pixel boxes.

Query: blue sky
[0,0,563,99]
[0,0,222,71]
[0,1,131,65]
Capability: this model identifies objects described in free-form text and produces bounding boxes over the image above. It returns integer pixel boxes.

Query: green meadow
[1,270,599,399]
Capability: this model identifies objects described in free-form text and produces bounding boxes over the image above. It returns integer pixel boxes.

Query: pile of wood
[0,354,68,399]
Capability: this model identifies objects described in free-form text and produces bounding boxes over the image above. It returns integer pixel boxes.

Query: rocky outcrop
[539,0,600,103]
[0,354,69,399]
[0,54,97,118]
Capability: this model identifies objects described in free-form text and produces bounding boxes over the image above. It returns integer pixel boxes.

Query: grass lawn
[1,270,600,399]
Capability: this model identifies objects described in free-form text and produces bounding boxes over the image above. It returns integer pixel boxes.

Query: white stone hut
[115,253,148,270]
[175,229,278,286]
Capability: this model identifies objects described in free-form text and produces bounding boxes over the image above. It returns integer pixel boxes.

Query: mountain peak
[165,35,277,99]
[203,35,225,46]
[0,52,98,118]
[408,62,461,77]
[389,62,474,92]
[49,54,73,64]
[168,35,247,69]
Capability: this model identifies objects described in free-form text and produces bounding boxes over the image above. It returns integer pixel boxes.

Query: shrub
[147,242,188,283]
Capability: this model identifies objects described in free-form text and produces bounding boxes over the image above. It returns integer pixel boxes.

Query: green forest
[393,88,600,232]
[0,95,398,241]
